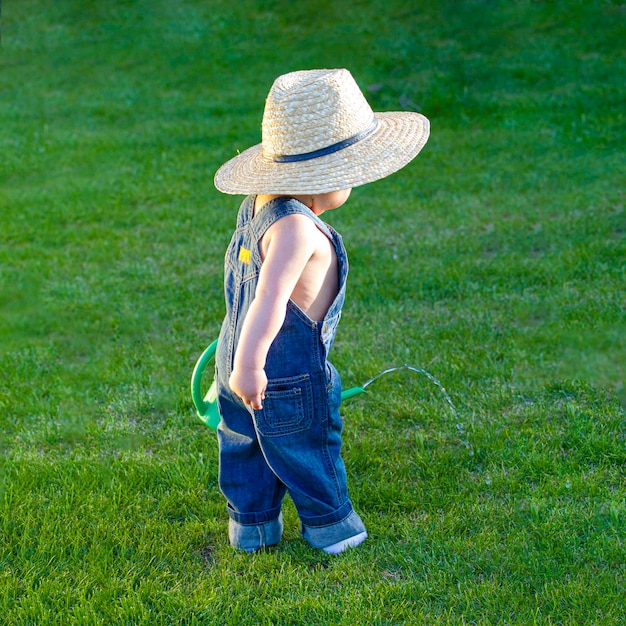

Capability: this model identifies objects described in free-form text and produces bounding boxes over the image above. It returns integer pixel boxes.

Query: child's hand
[229,367,267,411]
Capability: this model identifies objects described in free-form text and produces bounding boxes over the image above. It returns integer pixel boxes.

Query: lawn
[1,0,624,624]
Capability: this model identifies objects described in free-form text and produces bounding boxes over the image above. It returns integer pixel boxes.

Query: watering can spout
[191,339,365,430]
[341,386,367,400]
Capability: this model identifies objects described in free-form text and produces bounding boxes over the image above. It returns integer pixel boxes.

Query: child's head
[214,69,429,196]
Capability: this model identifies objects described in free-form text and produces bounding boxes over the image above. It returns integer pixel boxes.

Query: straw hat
[214,69,430,195]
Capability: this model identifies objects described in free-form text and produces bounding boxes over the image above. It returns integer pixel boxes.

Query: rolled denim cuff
[298,498,354,528]
[301,507,366,550]
[229,513,284,552]
[227,503,283,526]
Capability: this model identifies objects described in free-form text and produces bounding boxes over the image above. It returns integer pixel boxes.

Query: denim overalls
[215,195,366,551]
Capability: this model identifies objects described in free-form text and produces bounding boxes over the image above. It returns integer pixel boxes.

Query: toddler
[213,68,429,553]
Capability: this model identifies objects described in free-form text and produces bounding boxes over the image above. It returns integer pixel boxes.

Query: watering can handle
[191,339,366,430]
[191,339,218,418]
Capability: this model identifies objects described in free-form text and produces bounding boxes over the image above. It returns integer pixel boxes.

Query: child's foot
[322,530,368,555]
[302,509,367,553]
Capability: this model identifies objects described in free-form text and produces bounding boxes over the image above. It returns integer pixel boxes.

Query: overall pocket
[254,374,314,437]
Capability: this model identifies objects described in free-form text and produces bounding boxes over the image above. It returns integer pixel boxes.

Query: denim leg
[217,382,287,530]
[252,364,366,549]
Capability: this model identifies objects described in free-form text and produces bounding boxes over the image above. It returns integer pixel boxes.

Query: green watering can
[190,340,367,430]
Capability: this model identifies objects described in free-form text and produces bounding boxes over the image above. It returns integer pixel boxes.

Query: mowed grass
[1,0,625,623]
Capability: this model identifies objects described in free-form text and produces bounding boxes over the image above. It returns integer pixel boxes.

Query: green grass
[1,0,625,623]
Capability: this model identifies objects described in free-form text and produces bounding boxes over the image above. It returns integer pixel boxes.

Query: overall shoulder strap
[235,195,255,229]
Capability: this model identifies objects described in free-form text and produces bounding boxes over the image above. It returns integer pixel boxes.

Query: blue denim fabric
[215,195,366,551]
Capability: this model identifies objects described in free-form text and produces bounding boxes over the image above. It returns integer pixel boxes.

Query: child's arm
[229,214,317,410]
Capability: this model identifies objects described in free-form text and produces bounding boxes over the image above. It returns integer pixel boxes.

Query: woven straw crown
[214,69,430,195]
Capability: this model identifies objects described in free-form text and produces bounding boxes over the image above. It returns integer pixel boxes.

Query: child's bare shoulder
[261,212,321,259]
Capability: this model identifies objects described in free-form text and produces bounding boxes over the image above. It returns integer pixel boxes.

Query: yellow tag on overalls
[238,246,251,264]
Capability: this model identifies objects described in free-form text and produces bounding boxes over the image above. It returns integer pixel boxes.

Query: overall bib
[215,195,365,550]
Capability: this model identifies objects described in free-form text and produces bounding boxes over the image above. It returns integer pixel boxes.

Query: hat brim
[214,112,430,195]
